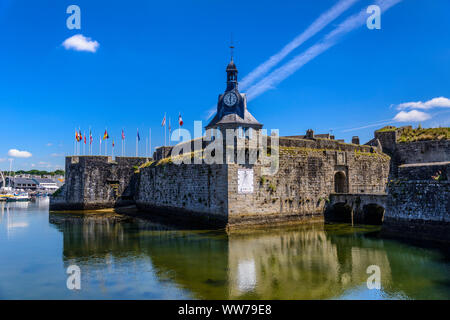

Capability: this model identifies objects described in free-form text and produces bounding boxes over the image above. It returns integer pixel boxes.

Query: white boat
[6,192,31,202]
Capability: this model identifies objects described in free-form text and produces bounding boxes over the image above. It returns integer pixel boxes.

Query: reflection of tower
[236,259,256,292]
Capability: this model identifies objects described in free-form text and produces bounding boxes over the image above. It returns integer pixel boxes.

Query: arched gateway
[334,171,347,194]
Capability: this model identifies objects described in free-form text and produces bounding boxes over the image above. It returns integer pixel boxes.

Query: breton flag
[178,113,183,126]
[161,114,166,127]
[103,129,109,140]
[121,129,125,140]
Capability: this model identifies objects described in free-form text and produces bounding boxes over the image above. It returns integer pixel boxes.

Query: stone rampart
[50,156,150,210]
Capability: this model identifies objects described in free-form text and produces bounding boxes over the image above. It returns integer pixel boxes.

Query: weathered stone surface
[135,139,390,228]
[383,181,450,242]
[50,156,150,210]
[365,127,450,242]
[136,163,229,227]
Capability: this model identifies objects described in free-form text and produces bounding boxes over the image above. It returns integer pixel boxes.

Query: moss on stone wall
[353,149,391,161]
[376,126,397,133]
[398,127,450,143]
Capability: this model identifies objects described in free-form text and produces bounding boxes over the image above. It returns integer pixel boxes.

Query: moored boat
[6,192,31,202]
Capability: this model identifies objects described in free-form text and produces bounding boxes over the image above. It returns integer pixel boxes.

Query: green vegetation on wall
[398,127,450,142]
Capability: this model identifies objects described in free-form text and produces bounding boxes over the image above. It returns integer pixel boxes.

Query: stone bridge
[325,193,388,225]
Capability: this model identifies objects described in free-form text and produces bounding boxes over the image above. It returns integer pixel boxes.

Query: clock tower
[206,57,263,133]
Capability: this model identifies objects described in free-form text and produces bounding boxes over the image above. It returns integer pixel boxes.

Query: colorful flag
[89,130,93,145]
[84,134,86,144]
[178,113,183,126]
[75,130,79,142]
[169,118,171,134]
[161,114,166,127]
[79,130,83,142]
[103,129,109,140]
[121,129,125,140]
[137,128,140,141]
[112,139,115,148]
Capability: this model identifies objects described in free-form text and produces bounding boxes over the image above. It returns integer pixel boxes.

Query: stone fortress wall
[136,164,229,226]
[50,156,150,210]
[49,125,449,241]
[134,131,390,228]
[370,127,450,242]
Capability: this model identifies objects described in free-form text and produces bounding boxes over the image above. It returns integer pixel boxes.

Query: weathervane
[230,33,234,61]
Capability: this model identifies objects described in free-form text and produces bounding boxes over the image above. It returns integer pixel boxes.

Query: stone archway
[334,171,347,194]
[324,202,353,223]
[362,204,385,225]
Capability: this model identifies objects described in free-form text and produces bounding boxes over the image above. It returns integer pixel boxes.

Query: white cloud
[51,153,64,157]
[396,97,450,110]
[393,110,431,122]
[0,158,6,163]
[62,34,99,53]
[46,143,53,147]
[8,149,32,158]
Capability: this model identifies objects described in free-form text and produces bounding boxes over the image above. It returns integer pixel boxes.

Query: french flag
[178,113,183,126]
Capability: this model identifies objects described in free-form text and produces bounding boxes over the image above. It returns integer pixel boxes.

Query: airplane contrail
[205,0,360,120]
[246,0,404,101]
[240,0,360,90]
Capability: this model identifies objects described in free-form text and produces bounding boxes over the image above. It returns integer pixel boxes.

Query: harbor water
[1,198,450,299]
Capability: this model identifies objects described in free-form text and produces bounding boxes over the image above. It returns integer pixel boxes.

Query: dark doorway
[362,204,385,225]
[334,171,347,193]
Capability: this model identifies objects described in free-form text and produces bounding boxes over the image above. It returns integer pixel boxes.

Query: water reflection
[1,202,30,237]
[49,214,450,300]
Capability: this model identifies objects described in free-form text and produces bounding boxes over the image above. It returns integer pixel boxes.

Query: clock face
[223,92,237,107]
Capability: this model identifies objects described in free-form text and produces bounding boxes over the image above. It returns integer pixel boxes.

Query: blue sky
[0,0,449,171]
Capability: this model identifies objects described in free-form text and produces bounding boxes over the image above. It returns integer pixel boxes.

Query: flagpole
[164,113,167,146]
[146,137,148,157]
[136,129,138,157]
[89,127,91,155]
[149,128,152,158]
[105,128,107,156]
